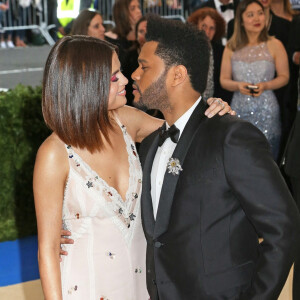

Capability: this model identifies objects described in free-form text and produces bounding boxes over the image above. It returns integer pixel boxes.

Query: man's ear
[170,65,188,87]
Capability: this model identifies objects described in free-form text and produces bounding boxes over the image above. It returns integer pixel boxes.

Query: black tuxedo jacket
[139,101,300,300]
[285,110,300,178]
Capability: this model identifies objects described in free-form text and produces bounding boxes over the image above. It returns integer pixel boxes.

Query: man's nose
[131,67,140,80]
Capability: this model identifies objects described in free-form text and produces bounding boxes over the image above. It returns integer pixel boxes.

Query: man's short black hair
[145,15,210,94]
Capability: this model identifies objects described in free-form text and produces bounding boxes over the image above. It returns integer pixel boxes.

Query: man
[194,0,234,23]
[132,15,300,300]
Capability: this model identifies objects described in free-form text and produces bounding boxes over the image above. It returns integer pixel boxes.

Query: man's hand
[59,229,74,261]
[206,97,236,118]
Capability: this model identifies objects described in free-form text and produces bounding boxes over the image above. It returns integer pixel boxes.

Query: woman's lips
[118,89,126,96]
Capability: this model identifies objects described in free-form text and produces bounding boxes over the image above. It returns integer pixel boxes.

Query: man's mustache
[132,81,142,94]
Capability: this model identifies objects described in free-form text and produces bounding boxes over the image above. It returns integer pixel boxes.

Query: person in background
[227,0,291,47]
[105,0,142,64]
[71,9,105,40]
[220,0,289,160]
[270,0,300,153]
[271,0,299,21]
[194,0,234,45]
[122,15,148,106]
[188,7,233,103]
[0,1,12,48]
[283,13,300,300]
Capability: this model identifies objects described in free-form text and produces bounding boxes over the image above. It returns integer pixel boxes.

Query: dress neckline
[66,117,134,204]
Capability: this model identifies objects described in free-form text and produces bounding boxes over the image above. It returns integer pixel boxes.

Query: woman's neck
[246,31,261,46]
[271,1,292,21]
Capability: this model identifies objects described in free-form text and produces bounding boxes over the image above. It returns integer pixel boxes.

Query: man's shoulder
[202,114,267,140]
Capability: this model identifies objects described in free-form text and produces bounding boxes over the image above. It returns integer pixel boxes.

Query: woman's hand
[252,82,266,97]
[59,229,74,261]
[238,82,253,96]
[206,98,236,118]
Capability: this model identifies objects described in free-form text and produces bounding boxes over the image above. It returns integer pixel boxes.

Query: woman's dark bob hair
[42,35,117,153]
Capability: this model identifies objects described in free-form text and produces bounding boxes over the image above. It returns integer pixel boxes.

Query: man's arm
[223,120,300,300]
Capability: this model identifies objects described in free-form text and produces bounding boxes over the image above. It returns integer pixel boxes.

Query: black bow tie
[158,123,180,147]
[220,3,234,12]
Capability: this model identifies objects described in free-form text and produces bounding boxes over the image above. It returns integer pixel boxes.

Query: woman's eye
[111,74,119,82]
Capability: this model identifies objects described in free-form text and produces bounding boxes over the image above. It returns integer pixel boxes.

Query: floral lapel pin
[167,157,183,176]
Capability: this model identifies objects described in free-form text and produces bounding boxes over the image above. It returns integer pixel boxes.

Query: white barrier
[0,0,186,46]
[0,0,55,45]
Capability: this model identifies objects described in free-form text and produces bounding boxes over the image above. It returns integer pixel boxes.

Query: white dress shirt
[150,97,201,219]
[214,0,234,24]
[214,0,234,45]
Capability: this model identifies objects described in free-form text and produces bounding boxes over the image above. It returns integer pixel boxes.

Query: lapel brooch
[167,157,183,176]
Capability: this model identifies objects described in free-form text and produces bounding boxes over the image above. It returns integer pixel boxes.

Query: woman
[105,0,142,63]
[71,9,105,40]
[188,7,233,103]
[34,35,232,299]
[220,0,289,160]
[105,0,142,42]
[271,0,298,22]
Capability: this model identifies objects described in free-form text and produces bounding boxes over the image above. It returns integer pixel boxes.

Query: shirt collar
[214,0,233,10]
[166,96,202,140]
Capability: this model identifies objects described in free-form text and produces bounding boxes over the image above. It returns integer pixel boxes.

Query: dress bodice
[231,42,275,84]
[60,117,148,299]
[230,42,281,160]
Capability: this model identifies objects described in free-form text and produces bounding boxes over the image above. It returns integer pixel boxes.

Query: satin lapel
[141,131,161,238]
[154,101,208,239]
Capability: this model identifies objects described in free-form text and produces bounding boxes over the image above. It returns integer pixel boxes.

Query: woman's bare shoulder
[267,37,285,51]
[266,37,286,59]
[36,133,68,169]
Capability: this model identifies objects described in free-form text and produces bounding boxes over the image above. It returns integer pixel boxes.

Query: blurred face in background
[258,0,271,9]
[198,15,216,41]
[137,20,147,48]
[242,2,265,34]
[87,14,105,40]
[129,0,142,26]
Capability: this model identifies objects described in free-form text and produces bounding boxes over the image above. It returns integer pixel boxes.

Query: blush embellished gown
[60,117,149,299]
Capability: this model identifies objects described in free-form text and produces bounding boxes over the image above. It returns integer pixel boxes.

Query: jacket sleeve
[223,120,300,300]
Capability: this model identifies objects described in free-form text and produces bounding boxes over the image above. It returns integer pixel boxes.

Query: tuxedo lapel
[141,131,161,238]
[154,100,208,239]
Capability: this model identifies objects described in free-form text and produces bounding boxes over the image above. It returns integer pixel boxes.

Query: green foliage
[0,85,50,242]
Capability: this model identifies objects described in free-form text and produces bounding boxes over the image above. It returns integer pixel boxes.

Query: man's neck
[162,97,199,126]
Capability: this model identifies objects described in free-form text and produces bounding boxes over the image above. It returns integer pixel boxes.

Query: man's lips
[132,84,141,94]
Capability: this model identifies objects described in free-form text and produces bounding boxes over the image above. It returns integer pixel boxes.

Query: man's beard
[133,70,171,112]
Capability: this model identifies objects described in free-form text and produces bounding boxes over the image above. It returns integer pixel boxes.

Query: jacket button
[152,279,156,285]
[154,241,163,248]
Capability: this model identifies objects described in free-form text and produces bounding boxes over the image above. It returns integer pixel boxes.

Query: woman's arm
[118,99,235,143]
[254,38,289,96]
[33,135,69,300]
[220,46,253,95]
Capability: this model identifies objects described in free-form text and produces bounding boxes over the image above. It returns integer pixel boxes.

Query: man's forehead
[139,41,159,62]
